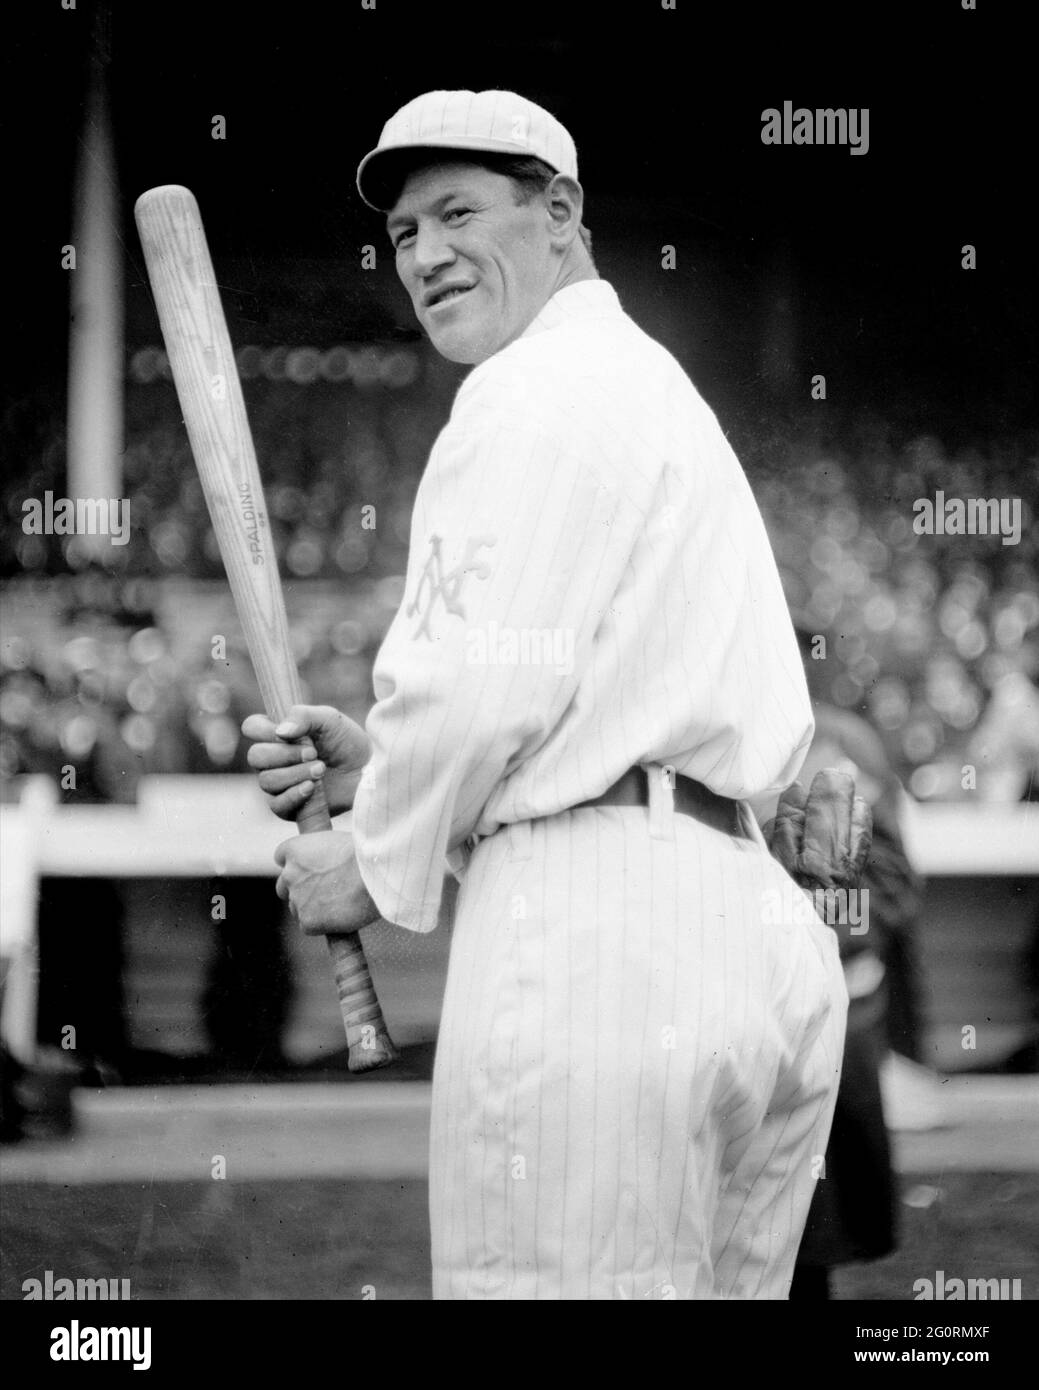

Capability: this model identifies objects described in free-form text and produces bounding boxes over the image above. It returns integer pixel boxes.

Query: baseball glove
[762,769,873,925]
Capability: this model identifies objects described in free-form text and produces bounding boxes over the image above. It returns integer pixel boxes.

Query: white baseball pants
[429,770,847,1299]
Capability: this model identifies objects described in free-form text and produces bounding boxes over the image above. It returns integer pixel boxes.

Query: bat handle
[295,773,399,1073]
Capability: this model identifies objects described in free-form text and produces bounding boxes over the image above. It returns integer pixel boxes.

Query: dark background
[5,0,1036,442]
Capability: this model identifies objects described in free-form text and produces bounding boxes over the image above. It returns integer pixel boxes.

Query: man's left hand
[274,831,381,936]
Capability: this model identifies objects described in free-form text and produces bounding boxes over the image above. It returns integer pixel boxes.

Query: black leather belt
[575,766,747,838]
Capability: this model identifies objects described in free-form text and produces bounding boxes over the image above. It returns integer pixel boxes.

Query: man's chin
[432,341,484,365]
[425,319,497,366]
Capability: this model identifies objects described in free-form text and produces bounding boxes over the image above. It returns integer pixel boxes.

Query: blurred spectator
[967,672,1039,802]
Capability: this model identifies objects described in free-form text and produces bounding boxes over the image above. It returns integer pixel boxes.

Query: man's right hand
[241,704,371,821]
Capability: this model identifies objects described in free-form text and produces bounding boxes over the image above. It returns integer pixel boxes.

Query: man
[244,90,852,1299]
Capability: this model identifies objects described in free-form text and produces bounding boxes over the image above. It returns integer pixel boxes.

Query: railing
[2,775,1036,1063]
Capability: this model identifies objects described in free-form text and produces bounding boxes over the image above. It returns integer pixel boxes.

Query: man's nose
[411,222,455,279]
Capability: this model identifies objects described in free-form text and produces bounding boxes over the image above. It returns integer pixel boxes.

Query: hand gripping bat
[135,185,397,1072]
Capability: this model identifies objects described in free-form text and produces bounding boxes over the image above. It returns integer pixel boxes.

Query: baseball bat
[134,184,397,1072]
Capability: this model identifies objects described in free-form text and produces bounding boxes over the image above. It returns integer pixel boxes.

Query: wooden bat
[134,184,397,1072]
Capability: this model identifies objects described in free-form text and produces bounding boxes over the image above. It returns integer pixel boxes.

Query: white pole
[0,777,58,1064]
[67,66,123,560]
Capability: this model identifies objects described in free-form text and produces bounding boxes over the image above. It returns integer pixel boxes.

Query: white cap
[356,89,578,211]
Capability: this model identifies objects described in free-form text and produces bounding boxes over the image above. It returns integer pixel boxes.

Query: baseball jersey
[351,279,814,932]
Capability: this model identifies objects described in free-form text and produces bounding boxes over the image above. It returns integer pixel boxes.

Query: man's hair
[381,149,594,258]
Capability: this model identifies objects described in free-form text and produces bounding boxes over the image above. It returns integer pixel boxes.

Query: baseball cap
[356,89,579,211]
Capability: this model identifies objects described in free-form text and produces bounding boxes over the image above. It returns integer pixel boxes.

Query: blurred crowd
[751,423,1038,802]
[2,371,1037,803]
[0,572,404,800]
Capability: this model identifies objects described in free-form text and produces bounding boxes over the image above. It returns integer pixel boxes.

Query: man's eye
[394,228,416,250]
[444,207,472,222]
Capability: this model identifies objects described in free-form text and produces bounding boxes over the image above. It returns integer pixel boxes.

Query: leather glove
[763,768,873,890]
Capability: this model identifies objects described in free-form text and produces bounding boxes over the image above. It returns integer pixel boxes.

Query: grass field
[2,1178,432,1301]
[836,1173,1038,1302]
[3,1171,1036,1300]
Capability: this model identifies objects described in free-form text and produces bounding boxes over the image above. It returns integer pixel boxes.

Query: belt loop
[445,845,469,883]
[509,818,532,861]
[647,763,676,840]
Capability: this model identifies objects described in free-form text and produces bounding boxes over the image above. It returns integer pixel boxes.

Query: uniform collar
[518,279,623,340]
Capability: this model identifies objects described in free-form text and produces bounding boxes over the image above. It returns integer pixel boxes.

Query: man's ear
[544,174,584,247]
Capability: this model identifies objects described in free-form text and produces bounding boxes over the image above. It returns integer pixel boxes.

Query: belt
[574,765,748,838]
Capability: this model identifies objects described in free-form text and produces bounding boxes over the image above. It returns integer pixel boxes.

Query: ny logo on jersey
[407,532,496,640]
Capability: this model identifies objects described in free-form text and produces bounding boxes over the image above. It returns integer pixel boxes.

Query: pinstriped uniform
[352,280,847,1299]
[431,803,844,1299]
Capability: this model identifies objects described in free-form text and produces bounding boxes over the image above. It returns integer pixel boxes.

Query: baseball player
[243,90,854,1300]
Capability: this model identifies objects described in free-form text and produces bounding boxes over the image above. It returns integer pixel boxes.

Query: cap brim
[356,137,561,211]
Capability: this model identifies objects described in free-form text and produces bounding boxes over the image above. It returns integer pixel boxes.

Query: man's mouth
[424,283,475,310]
